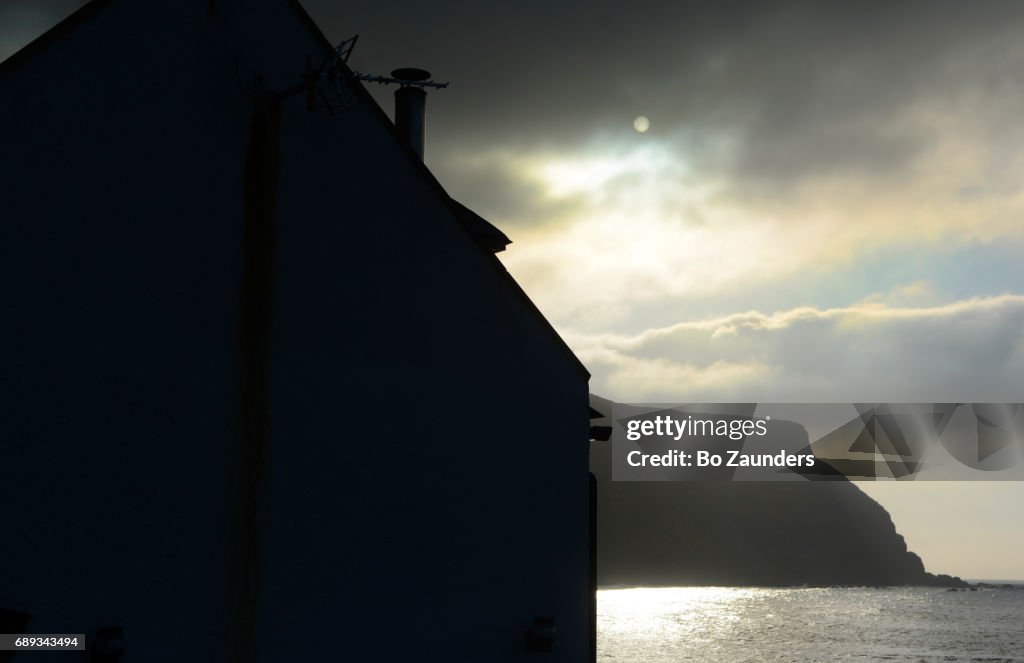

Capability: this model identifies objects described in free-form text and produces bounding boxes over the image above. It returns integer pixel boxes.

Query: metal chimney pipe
[394,87,427,159]
[391,68,431,160]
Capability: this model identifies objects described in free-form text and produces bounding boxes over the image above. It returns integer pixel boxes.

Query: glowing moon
[633,115,650,133]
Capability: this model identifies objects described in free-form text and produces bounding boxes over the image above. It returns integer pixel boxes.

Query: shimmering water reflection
[598,586,1024,662]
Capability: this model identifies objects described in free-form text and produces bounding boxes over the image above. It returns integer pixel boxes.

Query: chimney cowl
[391,67,431,83]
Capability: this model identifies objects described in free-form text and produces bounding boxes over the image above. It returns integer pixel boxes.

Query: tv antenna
[306,34,363,114]
[303,37,449,116]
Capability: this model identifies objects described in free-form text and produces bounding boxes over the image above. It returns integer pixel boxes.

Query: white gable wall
[0,2,259,660]
[261,62,590,661]
[0,2,590,661]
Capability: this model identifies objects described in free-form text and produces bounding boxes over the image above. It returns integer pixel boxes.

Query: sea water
[599,586,1024,662]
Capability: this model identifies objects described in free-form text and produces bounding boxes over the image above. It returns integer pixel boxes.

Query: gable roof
[0,0,589,380]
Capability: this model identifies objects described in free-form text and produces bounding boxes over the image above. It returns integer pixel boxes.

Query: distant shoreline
[598,582,1024,590]
[966,578,1024,585]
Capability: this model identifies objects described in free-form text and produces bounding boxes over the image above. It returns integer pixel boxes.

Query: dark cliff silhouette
[590,399,967,588]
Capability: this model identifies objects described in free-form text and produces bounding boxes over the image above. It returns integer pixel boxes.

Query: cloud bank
[569,294,1024,402]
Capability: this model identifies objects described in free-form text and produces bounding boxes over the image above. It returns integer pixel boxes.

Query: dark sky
[310,1,1024,196]
[7,2,1024,208]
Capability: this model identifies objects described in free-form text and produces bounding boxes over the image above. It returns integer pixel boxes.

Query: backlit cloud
[568,294,1024,402]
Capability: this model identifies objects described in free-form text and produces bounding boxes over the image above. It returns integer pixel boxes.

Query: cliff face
[590,404,966,588]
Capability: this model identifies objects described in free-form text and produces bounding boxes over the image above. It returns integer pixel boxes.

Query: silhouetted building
[0,1,592,661]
